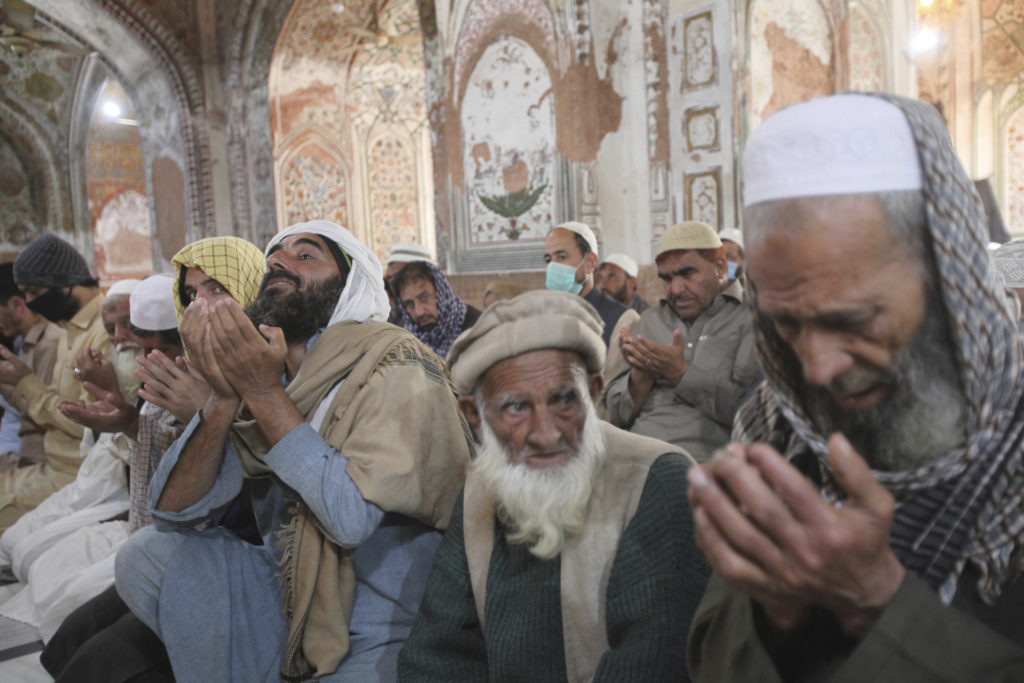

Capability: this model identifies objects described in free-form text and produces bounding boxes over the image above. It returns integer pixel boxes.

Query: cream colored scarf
[231,320,471,680]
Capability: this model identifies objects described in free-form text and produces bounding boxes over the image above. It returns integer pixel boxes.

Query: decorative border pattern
[685,167,720,230]
[683,11,715,90]
[684,105,719,151]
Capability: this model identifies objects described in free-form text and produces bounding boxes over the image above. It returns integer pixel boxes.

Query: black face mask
[26,287,80,323]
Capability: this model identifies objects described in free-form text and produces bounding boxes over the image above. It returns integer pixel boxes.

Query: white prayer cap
[550,221,598,256]
[106,278,141,298]
[447,290,605,394]
[600,253,639,278]
[719,228,744,249]
[742,94,922,207]
[387,243,433,265]
[992,239,1024,288]
[130,274,177,331]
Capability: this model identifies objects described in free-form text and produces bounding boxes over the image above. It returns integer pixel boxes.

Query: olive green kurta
[687,570,1024,682]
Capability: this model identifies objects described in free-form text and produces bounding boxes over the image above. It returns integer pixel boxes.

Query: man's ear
[582,251,599,277]
[458,395,482,435]
[587,372,604,403]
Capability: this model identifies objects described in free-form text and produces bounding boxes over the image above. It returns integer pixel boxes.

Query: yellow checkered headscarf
[170,237,267,323]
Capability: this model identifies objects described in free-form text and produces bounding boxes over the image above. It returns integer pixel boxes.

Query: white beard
[111,344,142,402]
[472,390,607,560]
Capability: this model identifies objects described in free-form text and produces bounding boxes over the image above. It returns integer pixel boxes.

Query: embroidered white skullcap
[387,243,433,265]
[267,221,390,325]
[106,278,141,298]
[447,290,605,395]
[600,253,639,278]
[130,274,177,331]
[655,221,722,259]
[719,228,744,249]
[992,239,1024,289]
[550,221,599,256]
[742,94,922,207]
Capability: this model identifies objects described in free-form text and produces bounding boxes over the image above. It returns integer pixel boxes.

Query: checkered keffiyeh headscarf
[398,262,467,359]
[735,94,1024,605]
[171,237,267,323]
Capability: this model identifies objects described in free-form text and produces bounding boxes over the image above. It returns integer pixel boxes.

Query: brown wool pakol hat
[655,221,722,259]
[446,289,606,394]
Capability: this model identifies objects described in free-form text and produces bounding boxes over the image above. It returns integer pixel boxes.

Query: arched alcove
[269,0,431,264]
[460,35,556,246]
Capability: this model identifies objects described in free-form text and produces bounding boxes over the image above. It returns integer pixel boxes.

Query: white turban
[265,221,390,326]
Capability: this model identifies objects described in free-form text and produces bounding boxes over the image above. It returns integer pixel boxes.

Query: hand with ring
[73,367,82,380]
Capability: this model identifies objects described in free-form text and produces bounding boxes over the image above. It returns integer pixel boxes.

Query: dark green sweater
[397,452,710,682]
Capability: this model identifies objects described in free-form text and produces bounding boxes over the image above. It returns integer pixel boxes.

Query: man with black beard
[399,290,710,681]
[0,234,111,530]
[687,94,1024,681]
[116,221,472,682]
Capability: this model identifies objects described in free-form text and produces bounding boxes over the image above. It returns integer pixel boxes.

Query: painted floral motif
[281,146,348,227]
[455,0,555,95]
[368,136,419,261]
[462,36,555,245]
[684,13,714,88]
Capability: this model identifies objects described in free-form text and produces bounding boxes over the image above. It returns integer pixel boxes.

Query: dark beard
[27,287,80,323]
[801,293,967,471]
[246,272,345,345]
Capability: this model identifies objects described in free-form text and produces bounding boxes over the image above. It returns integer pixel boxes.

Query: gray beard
[802,298,967,471]
[471,391,607,560]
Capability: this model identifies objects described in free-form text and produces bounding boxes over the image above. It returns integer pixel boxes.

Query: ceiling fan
[0,0,90,56]
[335,0,420,55]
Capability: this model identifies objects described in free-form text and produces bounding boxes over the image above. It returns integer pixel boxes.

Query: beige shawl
[231,320,472,680]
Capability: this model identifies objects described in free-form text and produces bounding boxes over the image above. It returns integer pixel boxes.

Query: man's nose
[525,407,561,451]
[795,328,853,388]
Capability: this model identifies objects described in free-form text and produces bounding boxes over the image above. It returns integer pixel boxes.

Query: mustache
[259,269,302,292]
[827,365,894,397]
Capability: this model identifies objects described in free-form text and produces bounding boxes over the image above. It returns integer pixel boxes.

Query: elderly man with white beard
[398,290,711,682]
[686,94,1024,682]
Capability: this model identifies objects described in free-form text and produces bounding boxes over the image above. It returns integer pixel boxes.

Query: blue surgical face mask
[727,261,739,280]
[546,261,584,295]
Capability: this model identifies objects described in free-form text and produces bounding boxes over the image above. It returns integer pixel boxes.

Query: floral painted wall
[270,0,432,264]
[87,78,152,283]
[461,35,555,244]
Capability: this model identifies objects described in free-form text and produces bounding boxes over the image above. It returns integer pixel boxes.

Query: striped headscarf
[736,94,1024,605]
[397,261,467,359]
[171,237,267,323]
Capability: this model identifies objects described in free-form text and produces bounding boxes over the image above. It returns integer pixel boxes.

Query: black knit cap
[13,234,92,289]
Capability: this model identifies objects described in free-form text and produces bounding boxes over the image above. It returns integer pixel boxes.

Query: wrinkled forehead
[267,232,331,256]
[480,349,585,397]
